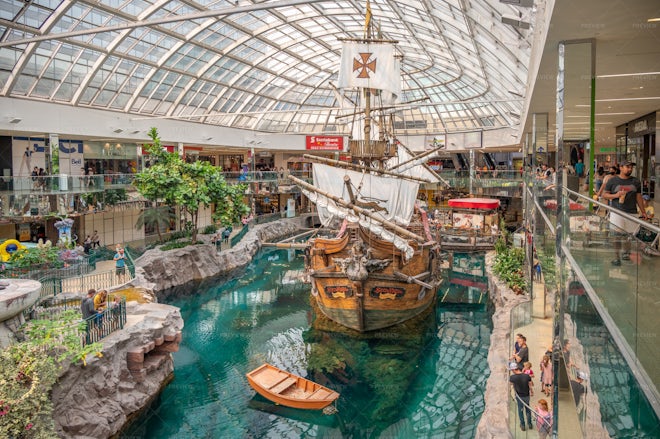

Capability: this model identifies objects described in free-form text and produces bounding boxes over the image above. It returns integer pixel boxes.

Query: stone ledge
[475,251,530,439]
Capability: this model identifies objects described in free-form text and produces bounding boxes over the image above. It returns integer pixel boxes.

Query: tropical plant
[134,128,249,243]
[103,189,128,206]
[0,311,101,438]
[8,246,63,269]
[135,204,175,242]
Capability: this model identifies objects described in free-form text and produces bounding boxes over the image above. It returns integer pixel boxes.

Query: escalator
[454,153,468,170]
[483,152,496,170]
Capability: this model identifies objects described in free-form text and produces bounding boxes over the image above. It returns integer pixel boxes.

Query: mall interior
[0,0,658,437]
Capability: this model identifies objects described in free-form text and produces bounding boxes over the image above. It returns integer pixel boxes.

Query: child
[523,361,535,385]
[539,355,553,396]
[536,399,552,439]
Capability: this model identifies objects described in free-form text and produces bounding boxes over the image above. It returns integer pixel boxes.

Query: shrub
[202,225,217,235]
[0,311,101,438]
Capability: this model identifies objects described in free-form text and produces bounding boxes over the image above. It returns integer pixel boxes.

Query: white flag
[337,42,401,99]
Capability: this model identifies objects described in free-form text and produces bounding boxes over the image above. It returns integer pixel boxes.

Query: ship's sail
[299,163,419,259]
[386,144,440,182]
[337,42,401,103]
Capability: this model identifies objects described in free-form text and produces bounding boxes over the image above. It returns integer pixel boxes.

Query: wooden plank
[269,377,297,394]
[306,388,332,400]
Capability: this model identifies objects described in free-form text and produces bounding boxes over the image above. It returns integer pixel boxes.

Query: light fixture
[9,117,22,124]
[500,0,533,6]
[130,129,141,134]
[203,136,213,141]
[113,128,124,134]
[501,16,530,29]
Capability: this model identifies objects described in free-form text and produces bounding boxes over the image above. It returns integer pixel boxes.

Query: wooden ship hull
[307,225,441,332]
[246,363,339,410]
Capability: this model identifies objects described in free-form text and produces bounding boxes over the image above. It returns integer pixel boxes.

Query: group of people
[508,333,553,436]
[80,288,121,324]
[82,231,101,254]
[30,166,47,190]
[509,335,590,436]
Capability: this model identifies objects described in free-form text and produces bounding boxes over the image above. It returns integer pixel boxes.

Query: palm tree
[135,204,175,242]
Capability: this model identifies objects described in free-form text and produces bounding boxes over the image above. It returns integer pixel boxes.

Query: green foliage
[202,225,217,235]
[160,240,202,251]
[103,189,128,206]
[8,247,63,269]
[493,244,526,294]
[134,128,249,243]
[0,311,101,438]
[135,205,175,242]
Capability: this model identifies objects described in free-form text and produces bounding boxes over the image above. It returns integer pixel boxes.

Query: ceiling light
[597,71,660,78]
[595,112,635,116]
[113,128,124,133]
[596,97,660,102]
[204,136,213,141]
[647,18,660,22]
[499,0,533,6]
[9,117,22,124]
[130,129,141,134]
[501,16,530,29]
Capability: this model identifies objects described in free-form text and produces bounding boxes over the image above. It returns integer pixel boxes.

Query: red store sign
[306,136,344,151]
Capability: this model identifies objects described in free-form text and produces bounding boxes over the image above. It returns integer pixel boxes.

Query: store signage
[633,120,648,133]
[141,145,175,154]
[306,135,344,151]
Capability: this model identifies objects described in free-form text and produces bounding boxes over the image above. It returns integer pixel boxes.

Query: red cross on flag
[337,42,401,101]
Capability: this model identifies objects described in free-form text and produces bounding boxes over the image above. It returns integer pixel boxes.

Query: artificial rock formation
[475,251,530,439]
[52,302,183,439]
[132,219,299,294]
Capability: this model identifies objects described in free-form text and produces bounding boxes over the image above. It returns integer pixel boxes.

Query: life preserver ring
[0,239,26,262]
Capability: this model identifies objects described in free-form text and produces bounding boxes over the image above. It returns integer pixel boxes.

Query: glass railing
[524,171,660,437]
[0,173,136,194]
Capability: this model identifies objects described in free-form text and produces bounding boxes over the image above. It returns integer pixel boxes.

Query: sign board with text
[306,136,344,151]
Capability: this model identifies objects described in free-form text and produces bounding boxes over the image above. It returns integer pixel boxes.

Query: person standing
[113,247,127,282]
[602,160,646,265]
[510,362,534,431]
[539,354,553,396]
[91,230,100,248]
[513,335,529,369]
[535,399,552,439]
[575,158,585,179]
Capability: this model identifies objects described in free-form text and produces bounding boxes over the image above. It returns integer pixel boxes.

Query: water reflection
[120,250,492,438]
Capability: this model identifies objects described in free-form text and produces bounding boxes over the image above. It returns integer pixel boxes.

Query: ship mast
[342,0,398,169]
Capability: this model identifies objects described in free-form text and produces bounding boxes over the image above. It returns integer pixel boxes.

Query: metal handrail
[564,187,660,234]
[510,392,552,431]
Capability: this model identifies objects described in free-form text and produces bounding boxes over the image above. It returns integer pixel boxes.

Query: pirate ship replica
[288,3,444,332]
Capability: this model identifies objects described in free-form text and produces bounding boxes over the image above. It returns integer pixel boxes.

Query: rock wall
[131,219,300,295]
[53,302,183,439]
[475,251,530,439]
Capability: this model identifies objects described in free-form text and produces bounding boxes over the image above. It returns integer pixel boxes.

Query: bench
[269,377,297,394]
[306,388,332,400]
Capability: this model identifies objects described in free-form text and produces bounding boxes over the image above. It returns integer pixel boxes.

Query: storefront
[616,112,657,198]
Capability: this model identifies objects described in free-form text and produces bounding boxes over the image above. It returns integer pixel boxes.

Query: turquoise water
[121,249,492,438]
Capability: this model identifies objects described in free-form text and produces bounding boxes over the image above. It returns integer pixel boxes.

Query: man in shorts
[113,247,127,282]
[602,160,647,265]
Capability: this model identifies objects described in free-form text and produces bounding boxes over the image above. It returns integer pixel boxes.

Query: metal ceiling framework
[0,0,534,138]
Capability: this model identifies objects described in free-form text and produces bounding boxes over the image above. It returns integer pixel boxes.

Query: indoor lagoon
[120,249,493,438]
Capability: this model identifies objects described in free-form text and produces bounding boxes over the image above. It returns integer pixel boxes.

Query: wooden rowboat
[246,363,339,410]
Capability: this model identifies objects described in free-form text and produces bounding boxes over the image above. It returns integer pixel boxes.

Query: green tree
[0,311,101,438]
[135,204,175,242]
[134,128,249,243]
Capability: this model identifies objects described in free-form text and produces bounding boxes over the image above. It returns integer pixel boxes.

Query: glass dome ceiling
[0,0,534,136]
